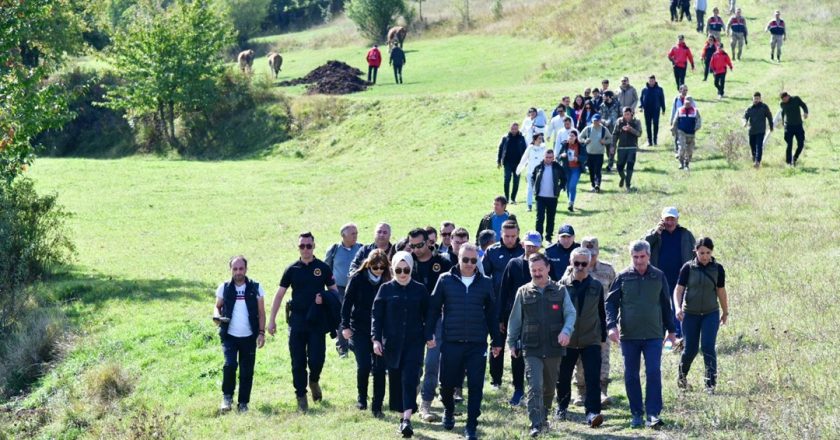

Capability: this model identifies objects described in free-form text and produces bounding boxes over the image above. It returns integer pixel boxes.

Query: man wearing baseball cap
[498,231,557,406]
[546,224,581,277]
[580,114,612,193]
[642,207,696,340]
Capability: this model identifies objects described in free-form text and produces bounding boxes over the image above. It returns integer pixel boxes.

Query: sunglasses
[371,265,385,271]
[394,267,411,275]
[573,261,589,268]
[298,244,313,249]
[409,242,426,249]
[441,232,452,237]
[461,257,478,265]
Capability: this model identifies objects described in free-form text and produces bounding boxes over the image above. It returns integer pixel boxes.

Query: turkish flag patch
[552,304,560,311]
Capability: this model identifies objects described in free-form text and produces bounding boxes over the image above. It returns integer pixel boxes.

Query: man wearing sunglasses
[408,228,453,423]
[546,224,580,277]
[268,232,338,412]
[350,222,394,272]
[426,244,503,440]
[438,221,456,255]
[445,228,471,265]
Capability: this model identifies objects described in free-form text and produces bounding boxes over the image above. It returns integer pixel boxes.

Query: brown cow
[237,49,255,74]
[268,52,283,79]
[387,26,407,50]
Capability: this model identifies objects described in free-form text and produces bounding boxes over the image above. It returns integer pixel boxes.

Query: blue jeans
[620,338,663,418]
[566,167,581,204]
[526,176,534,207]
[421,320,443,402]
[679,311,720,388]
[222,334,257,404]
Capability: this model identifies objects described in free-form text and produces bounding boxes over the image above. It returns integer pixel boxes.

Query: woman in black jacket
[341,249,390,417]
[371,251,429,438]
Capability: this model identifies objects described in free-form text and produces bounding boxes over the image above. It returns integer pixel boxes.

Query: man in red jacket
[668,35,695,92]
[709,45,733,99]
[366,45,382,84]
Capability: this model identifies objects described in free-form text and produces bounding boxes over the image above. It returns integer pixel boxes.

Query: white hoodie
[516,143,547,181]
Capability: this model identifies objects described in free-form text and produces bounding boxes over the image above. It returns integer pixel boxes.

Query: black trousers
[617,148,637,188]
[367,66,378,83]
[748,133,765,163]
[387,345,423,413]
[586,154,604,188]
[703,58,713,80]
[556,345,602,414]
[696,10,706,32]
[670,0,678,20]
[680,0,692,21]
[784,124,806,164]
[335,286,348,352]
[644,111,661,146]
[351,331,387,410]
[503,164,520,202]
[440,342,487,430]
[222,334,257,404]
[488,329,525,391]
[714,73,726,96]
[674,66,687,90]
[535,196,558,243]
[393,64,403,83]
[289,328,326,397]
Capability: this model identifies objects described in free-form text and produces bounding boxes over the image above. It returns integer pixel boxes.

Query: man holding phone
[214,255,266,413]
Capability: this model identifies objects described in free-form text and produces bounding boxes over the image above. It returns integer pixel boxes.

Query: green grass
[3,0,840,438]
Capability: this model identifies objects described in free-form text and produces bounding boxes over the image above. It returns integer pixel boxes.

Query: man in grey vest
[324,223,363,358]
[507,253,576,437]
[606,241,676,429]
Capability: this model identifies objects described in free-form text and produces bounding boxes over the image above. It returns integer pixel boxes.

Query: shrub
[86,363,135,404]
[289,95,349,134]
[346,0,407,43]
[0,308,68,398]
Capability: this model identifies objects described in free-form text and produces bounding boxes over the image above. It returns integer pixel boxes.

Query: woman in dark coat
[341,249,390,417]
[372,251,429,438]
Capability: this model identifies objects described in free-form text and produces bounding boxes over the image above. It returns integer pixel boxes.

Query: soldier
[727,8,748,61]
[672,98,702,170]
[706,7,725,41]
[268,232,339,412]
[766,10,786,62]
[507,253,576,437]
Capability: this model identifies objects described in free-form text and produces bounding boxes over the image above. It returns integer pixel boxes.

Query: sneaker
[511,200,517,205]
[509,389,524,406]
[372,409,385,418]
[554,407,567,421]
[310,381,323,402]
[297,395,309,412]
[420,400,440,422]
[464,427,478,440]
[587,412,604,428]
[573,396,584,407]
[399,418,414,438]
[567,204,574,212]
[631,414,644,428]
[443,410,455,430]
[618,177,625,188]
[338,349,349,359]
[527,205,532,212]
[454,387,464,403]
[754,162,761,169]
[490,383,502,391]
[529,426,541,437]
[706,386,716,395]
[237,403,248,413]
[717,95,723,100]
[647,415,664,430]
[600,392,612,406]
[356,397,367,410]
[220,395,233,412]
[595,185,600,193]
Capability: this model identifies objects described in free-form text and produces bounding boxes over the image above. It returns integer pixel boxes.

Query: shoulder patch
[313,268,322,277]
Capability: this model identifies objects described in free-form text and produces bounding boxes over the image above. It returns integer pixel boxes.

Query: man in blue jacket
[639,75,667,147]
[427,244,503,440]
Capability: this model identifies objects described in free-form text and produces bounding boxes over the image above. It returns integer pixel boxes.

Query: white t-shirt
[461,275,476,289]
[216,282,266,337]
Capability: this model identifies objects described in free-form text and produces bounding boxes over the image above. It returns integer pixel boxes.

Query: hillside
[3,0,840,439]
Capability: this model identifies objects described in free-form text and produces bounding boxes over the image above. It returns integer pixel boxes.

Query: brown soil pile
[277,60,369,95]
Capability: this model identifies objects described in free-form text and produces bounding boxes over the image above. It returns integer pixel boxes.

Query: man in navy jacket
[639,75,667,146]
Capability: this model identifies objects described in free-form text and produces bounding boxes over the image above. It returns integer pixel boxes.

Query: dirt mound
[277,60,369,95]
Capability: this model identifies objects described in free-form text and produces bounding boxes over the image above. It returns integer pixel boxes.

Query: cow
[268,52,283,79]
[237,49,255,74]
[387,26,407,50]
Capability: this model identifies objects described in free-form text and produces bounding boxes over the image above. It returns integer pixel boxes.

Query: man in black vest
[214,255,266,413]
[426,244,503,440]
[268,232,338,412]
[506,253,576,437]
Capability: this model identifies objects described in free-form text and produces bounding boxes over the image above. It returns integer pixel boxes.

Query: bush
[0,307,68,398]
[35,68,136,157]
[86,363,135,404]
[0,179,74,335]
[212,0,271,46]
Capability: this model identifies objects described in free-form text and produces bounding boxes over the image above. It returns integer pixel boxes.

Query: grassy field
[3,0,840,439]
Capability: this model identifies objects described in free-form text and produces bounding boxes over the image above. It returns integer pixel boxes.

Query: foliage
[86,362,135,404]
[101,0,235,150]
[211,0,272,46]
[264,0,344,31]
[452,0,470,28]
[345,0,407,42]
[0,307,68,398]
[491,0,502,21]
[0,0,83,184]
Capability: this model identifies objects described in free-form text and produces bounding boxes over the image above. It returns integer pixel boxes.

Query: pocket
[550,324,563,347]
[523,324,540,348]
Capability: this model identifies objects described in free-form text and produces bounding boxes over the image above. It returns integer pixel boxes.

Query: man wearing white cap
[643,207,696,340]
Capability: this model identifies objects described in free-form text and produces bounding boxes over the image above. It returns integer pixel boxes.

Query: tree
[211,0,271,46]
[346,0,407,43]
[453,0,470,28]
[102,0,235,150]
[0,0,83,184]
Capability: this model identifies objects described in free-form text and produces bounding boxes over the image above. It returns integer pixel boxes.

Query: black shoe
[647,415,664,430]
[619,177,625,188]
[399,419,414,437]
[529,425,541,437]
[310,381,322,402]
[356,398,367,410]
[567,204,574,212]
[237,403,249,413]
[372,409,384,418]
[595,185,600,193]
[443,410,455,430]
[464,427,478,440]
[554,407,567,421]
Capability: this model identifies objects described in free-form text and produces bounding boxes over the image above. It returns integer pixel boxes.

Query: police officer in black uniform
[268,232,338,412]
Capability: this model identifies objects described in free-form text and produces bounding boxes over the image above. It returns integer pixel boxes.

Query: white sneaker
[220,395,233,412]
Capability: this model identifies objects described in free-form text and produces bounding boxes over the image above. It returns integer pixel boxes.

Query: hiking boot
[420,400,440,422]
[443,410,455,430]
[310,381,323,402]
[297,395,309,412]
[600,381,611,406]
[454,387,464,403]
[587,412,604,428]
[237,403,248,413]
[647,415,664,430]
[631,414,644,428]
[399,418,414,438]
[509,389,524,406]
[220,395,233,412]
